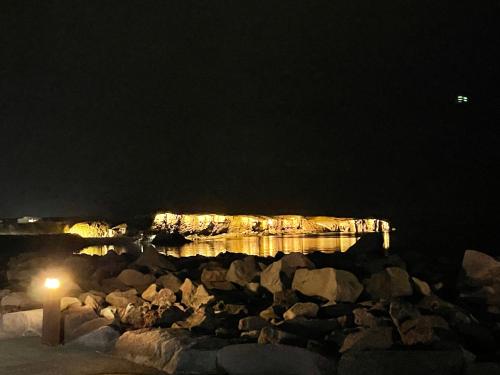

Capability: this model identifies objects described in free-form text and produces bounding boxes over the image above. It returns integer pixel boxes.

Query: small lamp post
[42,277,62,346]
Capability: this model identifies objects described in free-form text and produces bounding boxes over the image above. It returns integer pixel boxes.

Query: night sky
[1,2,498,247]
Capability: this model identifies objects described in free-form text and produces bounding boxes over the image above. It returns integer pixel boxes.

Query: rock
[141,283,158,302]
[398,315,449,346]
[116,269,156,291]
[364,267,413,300]
[277,317,339,340]
[151,288,176,307]
[180,278,214,309]
[60,296,82,311]
[246,282,260,293]
[83,295,102,311]
[0,289,11,299]
[259,306,278,321]
[100,306,118,320]
[100,277,129,294]
[120,304,146,328]
[106,289,143,308]
[257,326,307,346]
[340,327,394,352]
[65,317,113,342]
[201,267,234,290]
[79,290,106,303]
[338,350,464,375]
[63,306,99,336]
[217,343,334,375]
[273,290,299,308]
[462,250,500,285]
[226,256,260,286]
[318,302,358,318]
[238,316,268,331]
[352,308,379,328]
[283,302,319,320]
[465,362,500,375]
[115,328,227,374]
[1,292,39,310]
[144,304,189,328]
[412,276,432,296]
[389,300,420,328]
[156,273,182,292]
[68,325,120,352]
[261,253,314,294]
[292,268,363,303]
[172,305,218,332]
[1,309,43,336]
[132,247,176,272]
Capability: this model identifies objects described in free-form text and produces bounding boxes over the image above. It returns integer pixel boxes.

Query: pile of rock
[1,244,499,374]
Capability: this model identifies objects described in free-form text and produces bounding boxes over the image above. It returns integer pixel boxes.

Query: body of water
[78,232,390,257]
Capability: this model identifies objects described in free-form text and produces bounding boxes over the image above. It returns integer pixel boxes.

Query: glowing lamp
[44,278,60,289]
[42,277,62,346]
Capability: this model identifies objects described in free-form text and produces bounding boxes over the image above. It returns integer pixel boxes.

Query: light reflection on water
[78,233,368,257]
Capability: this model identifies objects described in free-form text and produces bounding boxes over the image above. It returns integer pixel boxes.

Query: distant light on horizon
[456,95,469,104]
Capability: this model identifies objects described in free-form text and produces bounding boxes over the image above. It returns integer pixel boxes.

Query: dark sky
[1,1,499,244]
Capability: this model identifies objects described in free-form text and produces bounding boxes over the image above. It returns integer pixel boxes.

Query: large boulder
[116,269,156,291]
[106,289,143,308]
[339,327,394,353]
[1,292,40,310]
[115,328,227,374]
[283,302,319,320]
[338,350,464,375]
[65,317,113,342]
[157,273,183,292]
[201,267,234,290]
[364,267,413,300]
[132,247,176,273]
[462,250,500,285]
[292,268,363,303]
[0,309,43,336]
[217,343,334,375]
[68,325,120,352]
[226,256,260,287]
[261,253,314,294]
[180,278,214,309]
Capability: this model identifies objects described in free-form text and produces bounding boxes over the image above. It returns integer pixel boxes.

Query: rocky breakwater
[0,238,499,374]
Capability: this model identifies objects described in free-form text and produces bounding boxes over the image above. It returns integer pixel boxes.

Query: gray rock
[115,328,226,374]
[68,325,120,352]
[141,283,159,302]
[151,288,176,307]
[60,296,81,311]
[65,317,113,342]
[338,350,464,375]
[364,267,413,300]
[116,269,156,291]
[1,309,43,336]
[340,327,394,353]
[283,302,319,320]
[261,253,314,294]
[106,289,143,308]
[156,273,182,292]
[292,268,363,303]
[238,316,268,331]
[257,326,307,346]
[465,362,500,375]
[132,247,176,273]
[1,292,39,310]
[180,278,214,309]
[463,250,500,285]
[217,343,334,375]
[201,267,234,290]
[226,256,260,287]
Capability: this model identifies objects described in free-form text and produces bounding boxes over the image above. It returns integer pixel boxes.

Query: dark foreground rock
[338,350,464,375]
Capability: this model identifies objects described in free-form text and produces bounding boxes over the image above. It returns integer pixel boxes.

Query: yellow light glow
[44,278,60,289]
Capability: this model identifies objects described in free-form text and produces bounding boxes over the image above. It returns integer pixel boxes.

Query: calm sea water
[78,232,390,257]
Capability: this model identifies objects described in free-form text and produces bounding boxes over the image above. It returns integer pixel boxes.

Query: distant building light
[456,95,469,104]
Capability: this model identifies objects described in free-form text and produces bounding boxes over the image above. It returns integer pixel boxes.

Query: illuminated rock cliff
[151,212,390,237]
